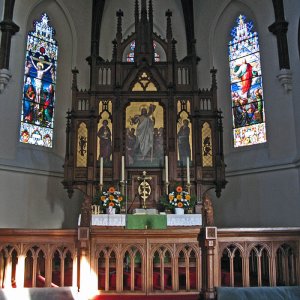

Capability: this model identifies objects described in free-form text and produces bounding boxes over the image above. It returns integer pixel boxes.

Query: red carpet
[92,295,199,300]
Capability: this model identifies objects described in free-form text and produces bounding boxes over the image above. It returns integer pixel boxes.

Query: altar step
[91,295,199,300]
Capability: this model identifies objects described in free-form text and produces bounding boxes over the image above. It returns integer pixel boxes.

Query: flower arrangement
[93,187,124,212]
[161,185,196,211]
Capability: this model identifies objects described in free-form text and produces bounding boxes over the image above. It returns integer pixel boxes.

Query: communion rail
[0,227,299,298]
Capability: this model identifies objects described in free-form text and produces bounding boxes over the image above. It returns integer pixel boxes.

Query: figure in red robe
[234,59,253,95]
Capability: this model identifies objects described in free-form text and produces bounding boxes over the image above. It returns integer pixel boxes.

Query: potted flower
[93,187,124,214]
[161,186,195,214]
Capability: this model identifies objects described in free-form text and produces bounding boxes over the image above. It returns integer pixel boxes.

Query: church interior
[0,0,300,299]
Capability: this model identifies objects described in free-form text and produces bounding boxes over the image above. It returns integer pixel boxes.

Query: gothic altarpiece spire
[63,0,226,218]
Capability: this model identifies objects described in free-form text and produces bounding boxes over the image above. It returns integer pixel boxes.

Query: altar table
[79,214,202,227]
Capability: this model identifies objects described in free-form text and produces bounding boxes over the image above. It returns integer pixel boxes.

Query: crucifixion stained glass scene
[20,13,58,148]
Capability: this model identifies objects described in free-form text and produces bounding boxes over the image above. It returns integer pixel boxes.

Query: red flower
[176,186,183,193]
[108,187,115,193]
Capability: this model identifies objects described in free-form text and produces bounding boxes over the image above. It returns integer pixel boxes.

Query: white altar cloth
[79,214,202,227]
[78,214,126,226]
[167,214,202,226]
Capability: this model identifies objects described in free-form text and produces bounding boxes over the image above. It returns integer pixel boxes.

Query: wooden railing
[0,227,299,298]
[217,228,300,288]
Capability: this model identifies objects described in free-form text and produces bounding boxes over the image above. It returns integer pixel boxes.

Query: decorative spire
[141,0,147,24]
[116,9,123,41]
[172,39,177,60]
[165,9,173,41]
[135,0,139,29]
[72,67,79,90]
[149,0,153,32]
[210,67,217,90]
[112,39,117,61]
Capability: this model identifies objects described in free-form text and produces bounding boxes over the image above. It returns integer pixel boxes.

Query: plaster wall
[195,0,300,227]
[0,0,299,229]
[0,0,90,228]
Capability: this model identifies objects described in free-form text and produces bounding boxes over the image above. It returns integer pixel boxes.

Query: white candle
[187,156,190,184]
[100,157,103,186]
[165,156,168,182]
[121,156,125,182]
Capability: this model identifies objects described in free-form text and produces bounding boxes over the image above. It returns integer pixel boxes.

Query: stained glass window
[229,15,266,147]
[20,13,58,148]
[126,40,160,62]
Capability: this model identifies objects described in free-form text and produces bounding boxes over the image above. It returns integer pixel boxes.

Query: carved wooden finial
[135,0,139,27]
[116,9,124,40]
[210,67,217,89]
[71,67,79,90]
[141,0,147,23]
[165,9,173,41]
[148,0,153,31]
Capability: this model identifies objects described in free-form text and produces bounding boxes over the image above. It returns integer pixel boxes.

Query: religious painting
[20,13,58,148]
[125,101,164,167]
[229,14,266,147]
[98,100,113,166]
[202,122,213,167]
[77,122,88,167]
[177,100,192,166]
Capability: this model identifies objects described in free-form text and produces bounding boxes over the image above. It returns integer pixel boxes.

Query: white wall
[0,0,299,229]
[0,0,91,228]
[194,0,300,227]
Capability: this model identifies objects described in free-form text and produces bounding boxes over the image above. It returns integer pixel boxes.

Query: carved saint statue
[202,194,214,226]
[80,194,92,227]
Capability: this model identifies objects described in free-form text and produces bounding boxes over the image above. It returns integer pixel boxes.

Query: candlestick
[100,157,103,190]
[187,156,190,184]
[165,156,168,183]
[121,156,125,182]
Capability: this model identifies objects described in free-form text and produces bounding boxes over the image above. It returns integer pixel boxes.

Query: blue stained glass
[229,15,266,147]
[20,13,58,148]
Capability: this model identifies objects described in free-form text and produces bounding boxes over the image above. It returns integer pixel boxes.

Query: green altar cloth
[126,215,167,229]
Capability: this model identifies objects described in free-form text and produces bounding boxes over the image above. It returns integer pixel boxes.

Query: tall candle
[121,156,125,182]
[187,156,190,184]
[165,156,168,182]
[100,157,103,185]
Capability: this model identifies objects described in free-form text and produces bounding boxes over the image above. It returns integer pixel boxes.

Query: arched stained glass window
[20,13,58,148]
[126,40,160,62]
[229,15,266,147]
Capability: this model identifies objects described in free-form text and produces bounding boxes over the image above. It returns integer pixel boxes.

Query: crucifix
[137,171,152,209]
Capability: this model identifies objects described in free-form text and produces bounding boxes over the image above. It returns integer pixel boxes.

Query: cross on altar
[137,171,152,209]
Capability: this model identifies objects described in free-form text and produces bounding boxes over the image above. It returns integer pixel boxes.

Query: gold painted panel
[202,122,213,167]
[125,101,163,167]
[77,122,88,167]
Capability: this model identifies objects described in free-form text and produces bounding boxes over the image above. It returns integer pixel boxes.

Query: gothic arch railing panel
[276,243,297,286]
[51,246,75,287]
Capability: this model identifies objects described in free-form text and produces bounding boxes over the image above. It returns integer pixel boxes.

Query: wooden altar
[62,1,226,298]
[62,0,226,206]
